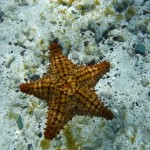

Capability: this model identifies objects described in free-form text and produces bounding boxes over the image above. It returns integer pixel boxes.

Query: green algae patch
[76,4,94,15]
[95,0,100,5]
[27,100,39,115]
[40,139,51,150]
[75,1,100,15]
[138,19,150,33]
[84,46,94,55]
[7,111,24,130]
[64,125,78,150]
[63,124,83,150]
[7,110,18,120]
[54,0,75,6]
[113,0,133,12]
[116,14,124,22]
[125,6,136,21]
[130,127,138,144]
[104,6,115,16]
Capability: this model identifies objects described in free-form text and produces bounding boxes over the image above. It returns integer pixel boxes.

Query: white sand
[0,0,150,149]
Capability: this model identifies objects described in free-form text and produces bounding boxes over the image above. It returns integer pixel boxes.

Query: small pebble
[16,115,24,130]
[100,85,112,99]
[29,74,40,81]
[14,130,21,140]
[71,10,80,19]
[141,78,150,87]
[135,43,146,55]
[5,55,15,68]
[71,51,79,60]
[0,11,4,22]
[147,92,150,101]
[38,132,42,138]
[27,144,33,150]
[144,54,150,63]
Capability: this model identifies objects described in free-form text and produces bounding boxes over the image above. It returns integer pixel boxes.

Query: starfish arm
[74,88,114,120]
[76,61,110,88]
[48,40,77,76]
[19,76,55,101]
[44,95,74,139]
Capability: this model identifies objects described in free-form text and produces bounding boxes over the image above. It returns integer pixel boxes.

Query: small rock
[14,130,21,140]
[38,132,42,138]
[71,10,80,19]
[82,55,93,64]
[141,78,150,87]
[147,92,150,101]
[27,144,33,150]
[5,55,15,68]
[29,74,40,81]
[0,11,4,22]
[24,58,40,68]
[135,43,146,55]
[20,50,26,56]
[16,115,24,130]
[100,85,112,99]
[71,51,79,60]
[144,54,150,63]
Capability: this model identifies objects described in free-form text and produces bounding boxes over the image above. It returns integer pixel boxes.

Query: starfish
[20,39,114,140]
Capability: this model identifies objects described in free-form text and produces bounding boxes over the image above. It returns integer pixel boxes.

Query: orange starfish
[20,39,114,140]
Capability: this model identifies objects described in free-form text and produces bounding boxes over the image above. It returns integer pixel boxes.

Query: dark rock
[135,43,146,55]
[29,74,40,81]
[38,132,42,138]
[27,144,33,150]
[0,11,4,23]
[16,115,23,130]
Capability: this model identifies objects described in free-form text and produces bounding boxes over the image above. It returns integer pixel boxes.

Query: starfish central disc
[56,75,77,96]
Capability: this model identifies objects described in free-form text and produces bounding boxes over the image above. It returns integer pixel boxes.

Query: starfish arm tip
[19,83,27,93]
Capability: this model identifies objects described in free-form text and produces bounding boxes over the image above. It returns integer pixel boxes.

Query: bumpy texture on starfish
[20,39,114,140]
